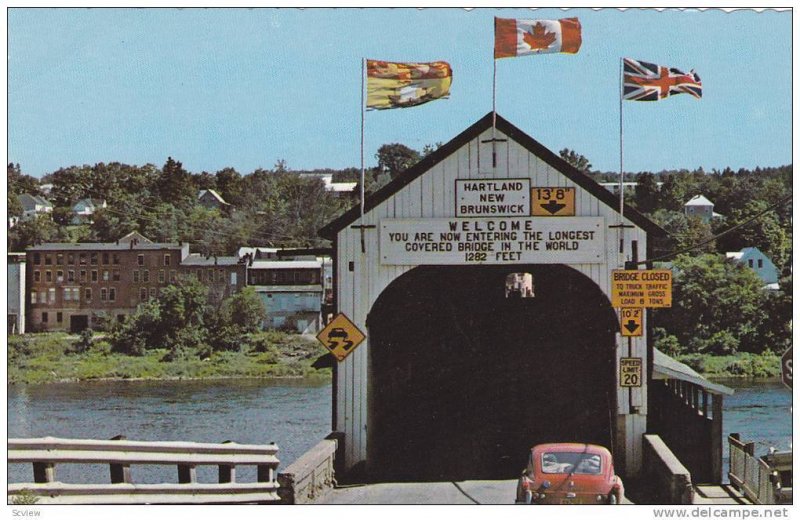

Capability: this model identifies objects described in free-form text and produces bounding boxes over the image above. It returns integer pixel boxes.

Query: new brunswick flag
[494,17,582,58]
[366,60,452,110]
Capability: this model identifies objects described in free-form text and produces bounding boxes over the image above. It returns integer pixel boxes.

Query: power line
[641,194,792,265]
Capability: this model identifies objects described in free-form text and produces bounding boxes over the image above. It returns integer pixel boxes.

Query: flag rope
[618,57,626,263]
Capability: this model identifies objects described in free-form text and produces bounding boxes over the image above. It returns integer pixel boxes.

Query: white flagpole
[360,57,366,223]
[618,57,625,262]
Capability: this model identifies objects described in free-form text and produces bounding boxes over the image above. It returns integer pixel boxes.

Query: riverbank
[8,332,331,385]
[675,352,782,379]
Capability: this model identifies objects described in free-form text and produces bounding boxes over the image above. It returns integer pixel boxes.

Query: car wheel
[608,493,618,505]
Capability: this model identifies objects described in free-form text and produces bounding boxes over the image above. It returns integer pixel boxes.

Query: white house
[726,247,780,286]
[684,195,723,223]
[246,259,323,334]
[18,194,53,219]
[71,198,107,224]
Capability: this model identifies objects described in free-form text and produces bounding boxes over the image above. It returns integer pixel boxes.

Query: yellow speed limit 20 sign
[317,313,366,362]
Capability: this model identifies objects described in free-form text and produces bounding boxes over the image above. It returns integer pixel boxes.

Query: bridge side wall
[335,128,649,476]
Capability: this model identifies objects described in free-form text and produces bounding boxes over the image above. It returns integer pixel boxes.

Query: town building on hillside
[8,253,26,334]
[71,198,107,225]
[26,238,190,332]
[726,247,779,287]
[18,194,53,220]
[684,195,723,223]
[197,189,231,211]
[178,254,247,305]
[246,259,323,334]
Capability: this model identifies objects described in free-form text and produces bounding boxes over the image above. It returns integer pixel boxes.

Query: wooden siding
[335,126,649,475]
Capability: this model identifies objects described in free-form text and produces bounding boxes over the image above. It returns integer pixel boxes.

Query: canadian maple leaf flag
[495,17,582,58]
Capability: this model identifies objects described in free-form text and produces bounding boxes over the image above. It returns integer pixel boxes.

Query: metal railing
[8,436,280,504]
[728,433,791,505]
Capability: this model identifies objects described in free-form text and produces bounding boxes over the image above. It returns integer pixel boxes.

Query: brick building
[25,234,246,333]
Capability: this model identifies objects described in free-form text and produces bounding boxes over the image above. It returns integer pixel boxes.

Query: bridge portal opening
[366,264,619,482]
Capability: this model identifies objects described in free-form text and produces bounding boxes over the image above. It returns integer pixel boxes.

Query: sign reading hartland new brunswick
[380,217,605,265]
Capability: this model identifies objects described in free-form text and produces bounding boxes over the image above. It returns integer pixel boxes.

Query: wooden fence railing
[8,436,280,504]
[728,433,792,505]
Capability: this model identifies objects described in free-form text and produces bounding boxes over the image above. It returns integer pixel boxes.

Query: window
[140,288,147,301]
[102,252,109,264]
[143,270,150,283]
[68,270,75,282]
[112,270,120,281]
[103,270,109,281]
[56,254,63,265]
[90,253,98,265]
[34,252,41,264]
[758,259,764,268]
[30,291,37,304]
[72,288,80,301]
[56,271,64,283]
[748,259,754,268]
[196,270,203,282]
[85,288,92,301]
[170,270,177,283]
[63,288,71,301]
[158,270,165,283]
[39,291,46,304]
[42,312,48,323]
[133,271,140,283]
[68,253,74,264]
[164,254,171,266]
[34,271,41,282]
[109,288,116,302]
[79,253,87,265]
[45,271,52,282]
[137,254,144,266]
[101,288,107,301]
[45,255,52,265]
[80,270,87,282]
[91,270,98,282]
[48,288,56,304]
[113,253,120,265]
[230,272,237,286]
[149,287,157,299]
[57,312,63,323]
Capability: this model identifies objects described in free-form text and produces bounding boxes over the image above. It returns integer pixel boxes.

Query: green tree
[633,172,660,214]
[649,210,716,254]
[376,143,420,179]
[157,157,195,208]
[715,200,790,273]
[558,148,592,173]
[653,254,768,355]
[219,287,266,334]
[8,214,57,251]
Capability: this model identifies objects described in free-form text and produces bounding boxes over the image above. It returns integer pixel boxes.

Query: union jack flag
[623,58,702,101]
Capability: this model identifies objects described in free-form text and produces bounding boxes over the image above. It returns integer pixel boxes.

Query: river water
[7,377,791,484]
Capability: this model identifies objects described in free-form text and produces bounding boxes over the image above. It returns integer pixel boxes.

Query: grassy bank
[8,332,331,385]
[675,352,782,379]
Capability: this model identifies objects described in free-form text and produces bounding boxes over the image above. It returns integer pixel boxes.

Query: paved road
[316,479,519,505]
[317,480,636,505]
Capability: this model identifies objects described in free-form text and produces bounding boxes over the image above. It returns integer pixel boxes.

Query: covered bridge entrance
[319,113,667,480]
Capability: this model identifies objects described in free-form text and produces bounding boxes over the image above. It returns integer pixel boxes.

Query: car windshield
[541,451,602,475]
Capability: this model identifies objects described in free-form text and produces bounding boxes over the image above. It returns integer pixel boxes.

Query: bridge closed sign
[611,270,672,308]
[317,314,366,362]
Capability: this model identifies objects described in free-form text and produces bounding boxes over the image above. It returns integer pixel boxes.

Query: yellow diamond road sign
[317,313,366,362]
[620,308,644,337]
[531,187,575,216]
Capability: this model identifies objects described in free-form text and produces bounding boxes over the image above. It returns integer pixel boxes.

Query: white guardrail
[8,436,280,504]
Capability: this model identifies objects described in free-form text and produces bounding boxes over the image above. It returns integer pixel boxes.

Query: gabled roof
[319,112,666,240]
[198,189,229,205]
[18,193,53,211]
[684,195,714,207]
[72,198,106,211]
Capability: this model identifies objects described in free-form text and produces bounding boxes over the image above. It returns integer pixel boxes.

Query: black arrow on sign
[624,320,640,334]
[541,200,566,215]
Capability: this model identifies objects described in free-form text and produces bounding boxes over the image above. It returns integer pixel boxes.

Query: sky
[7,7,793,178]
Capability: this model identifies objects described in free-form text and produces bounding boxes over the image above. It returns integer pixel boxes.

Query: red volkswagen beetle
[515,443,624,504]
